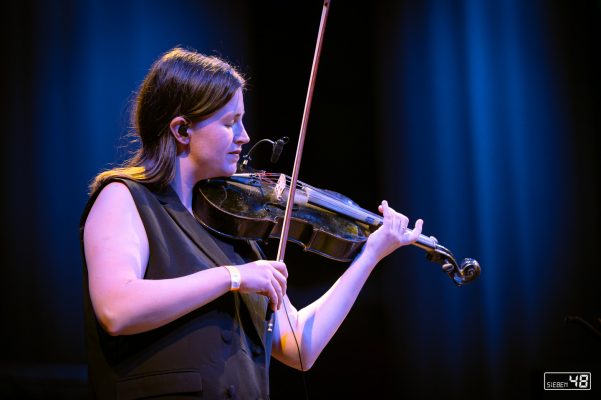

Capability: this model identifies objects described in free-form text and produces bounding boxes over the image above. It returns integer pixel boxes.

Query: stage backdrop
[1,1,599,399]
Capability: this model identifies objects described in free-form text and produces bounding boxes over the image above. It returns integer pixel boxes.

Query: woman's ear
[169,116,190,144]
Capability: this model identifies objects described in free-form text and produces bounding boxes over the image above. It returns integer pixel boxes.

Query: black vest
[80,179,273,399]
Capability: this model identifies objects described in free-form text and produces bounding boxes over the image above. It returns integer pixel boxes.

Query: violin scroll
[426,242,481,286]
[459,258,481,284]
[443,258,481,286]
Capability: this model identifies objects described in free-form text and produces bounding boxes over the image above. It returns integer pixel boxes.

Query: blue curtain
[378,0,600,398]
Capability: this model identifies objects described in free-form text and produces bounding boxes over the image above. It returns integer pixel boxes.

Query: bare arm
[84,182,287,336]
[271,201,423,370]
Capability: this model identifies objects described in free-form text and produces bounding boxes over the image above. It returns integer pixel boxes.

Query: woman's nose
[236,125,250,144]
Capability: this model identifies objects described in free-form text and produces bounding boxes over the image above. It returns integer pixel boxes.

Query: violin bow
[276,0,331,264]
[265,0,331,333]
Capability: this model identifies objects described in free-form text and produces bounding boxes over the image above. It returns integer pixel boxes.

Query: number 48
[569,374,590,388]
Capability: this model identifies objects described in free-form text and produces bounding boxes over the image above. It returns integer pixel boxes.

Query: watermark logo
[544,372,591,391]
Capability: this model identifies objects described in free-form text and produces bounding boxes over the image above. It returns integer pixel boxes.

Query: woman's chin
[223,164,238,177]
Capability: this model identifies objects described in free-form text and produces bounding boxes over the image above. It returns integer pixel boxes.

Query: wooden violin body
[193,174,371,262]
[193,173,481,286]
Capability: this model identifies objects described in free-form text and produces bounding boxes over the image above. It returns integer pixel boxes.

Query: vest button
[226,384,237,398]
[251,343,263,357]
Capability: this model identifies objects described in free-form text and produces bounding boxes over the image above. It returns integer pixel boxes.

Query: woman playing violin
[81,47,424,399]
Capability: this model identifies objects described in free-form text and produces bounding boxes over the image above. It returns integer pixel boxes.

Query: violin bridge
[270,173,308,206]
[273,173,287,202]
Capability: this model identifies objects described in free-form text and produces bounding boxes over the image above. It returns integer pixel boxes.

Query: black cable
[282,299,310,400]
[564,315,601,341]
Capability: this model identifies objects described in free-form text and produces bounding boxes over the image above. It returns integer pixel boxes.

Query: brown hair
[89,47,245,194]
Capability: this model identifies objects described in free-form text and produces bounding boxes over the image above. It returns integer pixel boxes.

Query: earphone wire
[249,213,309,399]
[282,298,310,400]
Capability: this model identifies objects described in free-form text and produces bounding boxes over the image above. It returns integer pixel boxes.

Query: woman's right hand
[236,260,288,311]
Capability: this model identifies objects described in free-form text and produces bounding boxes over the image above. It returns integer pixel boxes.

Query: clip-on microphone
[239,137,289,171]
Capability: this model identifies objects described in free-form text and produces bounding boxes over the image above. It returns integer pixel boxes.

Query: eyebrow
[223,111,245,119]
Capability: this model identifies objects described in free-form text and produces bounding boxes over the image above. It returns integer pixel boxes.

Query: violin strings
[245,173,432,247]
[263,173,377,219]
[260,173,382,224]
[259,174,435,244]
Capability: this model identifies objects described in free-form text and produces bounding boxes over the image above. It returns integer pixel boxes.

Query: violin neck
[304,187,438,252]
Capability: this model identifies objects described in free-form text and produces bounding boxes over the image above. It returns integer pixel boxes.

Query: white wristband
[223,265,241,291]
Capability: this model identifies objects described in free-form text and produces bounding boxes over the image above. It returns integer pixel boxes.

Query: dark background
[1,0,600,399]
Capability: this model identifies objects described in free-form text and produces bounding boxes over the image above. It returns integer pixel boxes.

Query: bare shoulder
[90,181,135,213]
[84,181,146,244]
[85,182,138,227]
[84,181,149,279]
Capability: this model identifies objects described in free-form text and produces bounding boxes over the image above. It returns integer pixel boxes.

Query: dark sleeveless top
[80,179,273,399]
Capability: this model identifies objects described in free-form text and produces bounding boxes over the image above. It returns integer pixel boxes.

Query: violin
[192,172,481,286]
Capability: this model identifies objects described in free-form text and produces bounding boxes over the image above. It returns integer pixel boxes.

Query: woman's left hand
[362,200,424,263]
